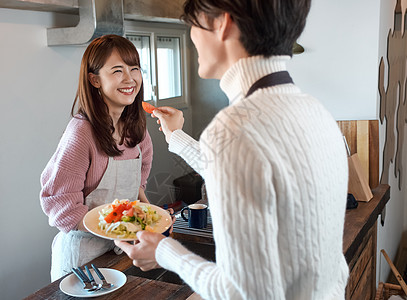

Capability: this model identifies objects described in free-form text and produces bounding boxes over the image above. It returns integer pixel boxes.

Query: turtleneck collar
[219,55,291,104]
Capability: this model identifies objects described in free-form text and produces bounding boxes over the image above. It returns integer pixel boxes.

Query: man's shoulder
[209,101,258,131]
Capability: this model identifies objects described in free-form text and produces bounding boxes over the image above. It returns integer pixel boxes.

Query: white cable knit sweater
[156,56,349,300]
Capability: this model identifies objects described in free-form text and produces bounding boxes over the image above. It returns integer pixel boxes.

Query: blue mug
[181,204,208,229]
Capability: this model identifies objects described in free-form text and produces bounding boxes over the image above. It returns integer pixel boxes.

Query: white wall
[0,9,82,300]
[0,7,202,299]
[288,0,381,120]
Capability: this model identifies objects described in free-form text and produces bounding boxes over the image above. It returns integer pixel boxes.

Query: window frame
[125,20,189,109]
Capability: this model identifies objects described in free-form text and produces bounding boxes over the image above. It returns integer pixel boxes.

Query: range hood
[0,0,184,46]
[47,0,123,46]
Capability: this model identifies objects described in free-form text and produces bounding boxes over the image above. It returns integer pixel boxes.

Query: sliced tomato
[104,203,127,223]
[123,207,134,217]
[142,101,156,114]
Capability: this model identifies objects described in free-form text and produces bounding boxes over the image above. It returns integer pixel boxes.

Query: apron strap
[246,71,294,98]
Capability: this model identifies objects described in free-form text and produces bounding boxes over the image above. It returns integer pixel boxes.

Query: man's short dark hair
[181,0,311,57]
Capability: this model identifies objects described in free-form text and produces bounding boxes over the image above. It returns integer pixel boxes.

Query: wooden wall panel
[337,120,379,189]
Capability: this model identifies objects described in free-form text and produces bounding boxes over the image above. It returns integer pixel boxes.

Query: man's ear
[217,12,235,42]
[88,73,101,88]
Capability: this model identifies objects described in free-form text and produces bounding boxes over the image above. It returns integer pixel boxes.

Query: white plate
[83,202,172,241]
[59,268,126,298]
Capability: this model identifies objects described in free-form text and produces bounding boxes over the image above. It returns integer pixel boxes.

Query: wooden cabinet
[344,184,390,300]
[345,221,376,299]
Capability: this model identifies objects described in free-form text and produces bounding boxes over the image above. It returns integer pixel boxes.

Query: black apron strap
[245,71,293,98]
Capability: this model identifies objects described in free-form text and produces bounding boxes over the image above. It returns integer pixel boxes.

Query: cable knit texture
[156,55,349,299]
[40,115,153,233]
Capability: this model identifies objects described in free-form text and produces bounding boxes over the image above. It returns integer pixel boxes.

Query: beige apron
[50,145,142,281]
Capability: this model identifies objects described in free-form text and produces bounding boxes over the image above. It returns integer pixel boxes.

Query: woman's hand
[167,207,176,234]
[138,187,149,203]
[77,216,88,232]
[114,231,166,271]
[152,107,184,144]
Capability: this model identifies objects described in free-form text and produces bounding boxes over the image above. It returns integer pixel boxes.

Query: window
[157,37,182,99]
[127,35,152,100]
[125,21,188,108]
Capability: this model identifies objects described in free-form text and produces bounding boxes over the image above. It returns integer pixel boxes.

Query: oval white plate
[83,202,172,241]
[59,268,126,298]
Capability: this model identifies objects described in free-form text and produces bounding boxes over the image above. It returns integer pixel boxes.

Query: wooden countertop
[343,184,390,263]
[25,273,193,300]
[24,242,194,300]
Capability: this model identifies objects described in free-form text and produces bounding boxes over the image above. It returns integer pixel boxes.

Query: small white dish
[59,268,126,298]
[83,202,172,241]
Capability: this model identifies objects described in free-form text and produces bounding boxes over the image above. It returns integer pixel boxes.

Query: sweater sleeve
[40,119,95,233]
[168,129,205,175]
[139,129,153,189]
[157,121,251,299]
[156,238,241,300]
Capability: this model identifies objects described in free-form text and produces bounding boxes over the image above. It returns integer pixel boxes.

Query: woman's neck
[110,111,123,143]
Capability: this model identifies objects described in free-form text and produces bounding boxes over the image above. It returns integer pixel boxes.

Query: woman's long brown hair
[71,34,146,157]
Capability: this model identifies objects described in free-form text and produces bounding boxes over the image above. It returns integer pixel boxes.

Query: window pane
[157,36,181,100]
[127,35,152,101]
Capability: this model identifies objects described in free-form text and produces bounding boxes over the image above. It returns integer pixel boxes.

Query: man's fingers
[137,231,166,245]
[114,240,138,256]
[151,109,162,118]
[133,260,159,271]
[136,230,150,241]
[156,106,175,114]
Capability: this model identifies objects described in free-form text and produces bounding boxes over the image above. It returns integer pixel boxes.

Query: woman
[115,0,350,299]
[40,35,153,281]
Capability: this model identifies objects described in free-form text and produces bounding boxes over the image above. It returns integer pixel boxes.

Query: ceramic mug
[181,204,208,229]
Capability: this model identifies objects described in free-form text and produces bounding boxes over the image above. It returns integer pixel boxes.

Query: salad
[98,199,161,239]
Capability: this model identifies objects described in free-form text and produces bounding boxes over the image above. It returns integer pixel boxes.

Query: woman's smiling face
[91,49,142,114]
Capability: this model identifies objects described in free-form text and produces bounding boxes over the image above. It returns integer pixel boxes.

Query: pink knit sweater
[40,115,153,233]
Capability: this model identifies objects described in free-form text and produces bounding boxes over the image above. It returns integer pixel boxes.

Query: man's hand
[114,231,166,271]
[152,107,184,143]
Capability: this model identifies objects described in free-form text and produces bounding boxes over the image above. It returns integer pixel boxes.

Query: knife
[343,136,351,157]
[85,265,102,290]
[71,268,99,292]
[91,264,114,289]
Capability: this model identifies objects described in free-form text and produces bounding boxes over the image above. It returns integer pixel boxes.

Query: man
[116,1,349,299]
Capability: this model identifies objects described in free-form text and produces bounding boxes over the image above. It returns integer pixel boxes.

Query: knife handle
[85,265,95,282]
[72,268,86,284]
[76,267,90,283]
[91,264,105,280]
